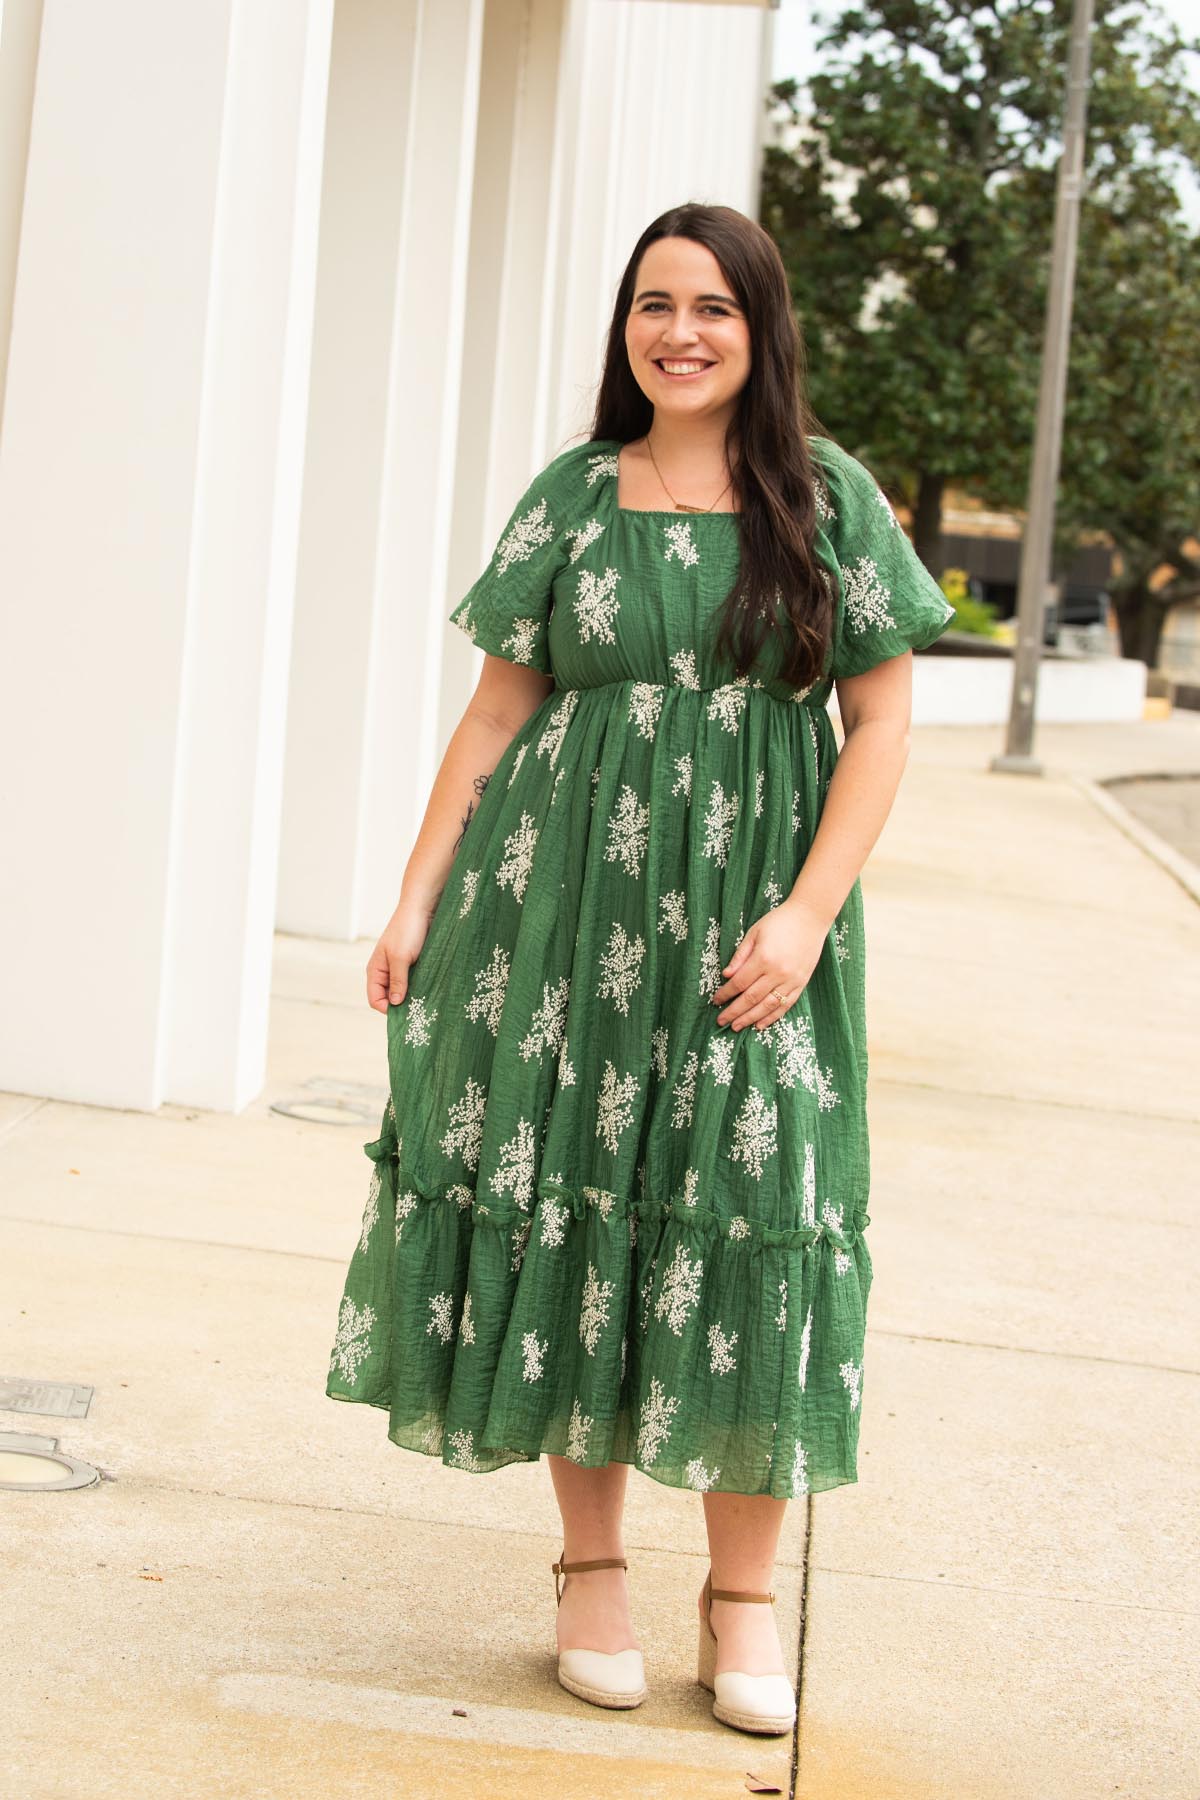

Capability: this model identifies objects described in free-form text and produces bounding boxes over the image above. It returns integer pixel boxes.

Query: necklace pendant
[674,501,705,514]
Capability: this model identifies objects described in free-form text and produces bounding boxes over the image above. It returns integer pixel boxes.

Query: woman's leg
[701,1492,790,1676]
[547,1455,640,1655]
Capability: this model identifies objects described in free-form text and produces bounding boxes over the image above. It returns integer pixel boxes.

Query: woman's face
[624,236,751,426]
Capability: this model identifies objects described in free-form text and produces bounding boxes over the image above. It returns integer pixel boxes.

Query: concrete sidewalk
[3,715,1198,1800]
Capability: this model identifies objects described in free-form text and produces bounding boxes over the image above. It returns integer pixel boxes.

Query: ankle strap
[706,1571,775,1605]
[552,1555,627,1606]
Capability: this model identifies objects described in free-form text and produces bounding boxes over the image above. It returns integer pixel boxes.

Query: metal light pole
[992,0,1095,776]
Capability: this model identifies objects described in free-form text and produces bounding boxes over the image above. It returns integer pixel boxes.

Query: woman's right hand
[366,896,439,1014]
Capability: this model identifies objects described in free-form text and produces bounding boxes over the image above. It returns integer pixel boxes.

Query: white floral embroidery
[754,768,765,819]
[426,1292,456,1345]
[776,1279,789,1332]
[566,1396,594,1461]
[358,1165,381,1252]
[650,1025,669,1080]
[557,1038,576,1086]
[664,519,700,568]
[671,752,693,799]
[539,1196,569,1248]
[708,1321,738,1374]
[799,1302,813,1389]
[729,1088,778,1179]
[637,1377,679,1465]
[833,917,850,962]
[699,917,722,1001]
[671,1050,699,1128]
[792,788,802,833]
[329,1296,376,1382]
[507,741,528,789]
[654,1241,704,1335]
[449,1182,473,1211]
[670,648,701,690]
[495,497,554,575]
[464,944,511,1036]
[834,1248,852,1275]
[842,555,897,632]
[567,517,605,562]
[590,765,601,807]
[452,598,479,643]
[874,483,900,528]
[628,681,663,741]
[658,890,688,943]
[519,975,570,1061]
[807,708,820,786]
[791,1437,810,1493]
[536,689,579,767]
[802,1142,817,1230]
[770,1013,840,1110]
[489,1115,538,1211]
[707,679,748,734]
[685,1458,720,1492]
[702,1034,736,1086]
[681,1167,700,1207]
[459,868,480,916]
[586,451,619,486]
[596,1059,639,1154]
[597,920,646,1015]
[521,1331,548,1382]
[501,618,541,665]
[403,995,438,1047]
[459,1292,476,1344]
[603,783,649,877]
[579,1262,615,1355]
[584,1184,615,1221]
[495,811,538,903]
[440,1075,488,1169]
[448,1428,483,1472]
[812,473,835,524]
[840,1358,863,1410]
[792,680,816,705]
[510,1218,532,1272]
[394,1189,417,1244]
[574,567,621,643]
[638,1255,659,1332]
[701,779,739,868]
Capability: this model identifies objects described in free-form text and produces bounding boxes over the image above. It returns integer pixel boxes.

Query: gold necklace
[644,433,735,514]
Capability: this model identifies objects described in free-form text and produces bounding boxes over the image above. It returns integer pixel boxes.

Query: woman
[325,202,953,1735]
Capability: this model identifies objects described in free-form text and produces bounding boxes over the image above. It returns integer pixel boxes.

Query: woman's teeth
[657,360,711,376]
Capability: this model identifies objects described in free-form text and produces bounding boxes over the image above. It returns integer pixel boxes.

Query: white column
[0,0,334,1112]
[277,0,486,943]
[0,0,44,429]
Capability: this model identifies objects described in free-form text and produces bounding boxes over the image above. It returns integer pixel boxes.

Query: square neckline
[608,439,741,518]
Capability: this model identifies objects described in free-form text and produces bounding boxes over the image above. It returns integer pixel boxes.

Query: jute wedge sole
[697,1571,796,1736]
[552,1555,647,1710]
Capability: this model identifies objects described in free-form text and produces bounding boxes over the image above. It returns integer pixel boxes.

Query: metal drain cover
[0,1376,93,1420]
[0,1431,100,1492]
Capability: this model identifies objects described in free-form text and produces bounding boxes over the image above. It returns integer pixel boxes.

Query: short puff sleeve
[815,440,956,681]
[447,462,571,676]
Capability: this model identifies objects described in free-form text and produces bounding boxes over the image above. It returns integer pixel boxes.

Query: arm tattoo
[452,771,491,853]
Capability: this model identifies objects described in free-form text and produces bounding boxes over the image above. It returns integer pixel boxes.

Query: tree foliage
[761,0,1200,664]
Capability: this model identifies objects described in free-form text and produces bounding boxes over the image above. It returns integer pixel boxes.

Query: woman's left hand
[710,898,830,1031]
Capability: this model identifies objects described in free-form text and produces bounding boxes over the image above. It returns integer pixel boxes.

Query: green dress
[325,434,954,1497]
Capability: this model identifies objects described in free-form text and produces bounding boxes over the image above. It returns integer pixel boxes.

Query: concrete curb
[1069,772,1200,907]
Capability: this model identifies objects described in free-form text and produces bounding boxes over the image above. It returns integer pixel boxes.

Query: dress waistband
[556,675,828,709]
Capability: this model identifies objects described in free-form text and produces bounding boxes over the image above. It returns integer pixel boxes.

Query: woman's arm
[783,649,913,929]
[711,650,913,1031]
[367,655,555,1013]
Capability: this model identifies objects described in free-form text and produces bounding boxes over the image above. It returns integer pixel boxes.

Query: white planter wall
[909,655,1148,726]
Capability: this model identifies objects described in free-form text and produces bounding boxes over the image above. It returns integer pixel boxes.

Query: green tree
[761,0,1200,665]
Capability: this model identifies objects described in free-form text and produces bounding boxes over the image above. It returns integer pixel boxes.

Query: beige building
[0,0,777,1114]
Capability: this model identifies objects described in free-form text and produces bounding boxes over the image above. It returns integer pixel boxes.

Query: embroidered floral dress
[325,434,954,1497]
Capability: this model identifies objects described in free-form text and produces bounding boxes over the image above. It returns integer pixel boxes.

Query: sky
[770,0,1200,224]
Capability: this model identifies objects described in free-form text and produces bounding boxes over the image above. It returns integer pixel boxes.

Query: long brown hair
[591,202,835,691]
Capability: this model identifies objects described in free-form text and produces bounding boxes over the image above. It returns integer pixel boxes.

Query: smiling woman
[324,200,953,1739]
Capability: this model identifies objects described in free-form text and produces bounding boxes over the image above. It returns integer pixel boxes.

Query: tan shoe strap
[552,1554,628,1606]
[710,1585,775,1603]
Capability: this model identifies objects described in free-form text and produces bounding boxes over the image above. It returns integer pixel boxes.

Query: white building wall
[0,0,773,1113]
